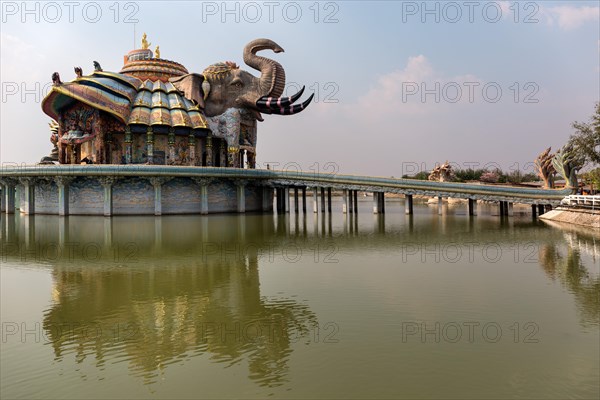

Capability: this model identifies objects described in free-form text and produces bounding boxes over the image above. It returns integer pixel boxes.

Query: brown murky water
[1,199,599,399]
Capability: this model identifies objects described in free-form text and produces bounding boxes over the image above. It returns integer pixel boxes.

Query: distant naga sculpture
[552,145,582,190]
[428,161,455,182]
[534,147,556,189]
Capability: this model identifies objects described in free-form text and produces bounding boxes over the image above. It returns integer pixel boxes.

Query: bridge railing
[561,195,600,210]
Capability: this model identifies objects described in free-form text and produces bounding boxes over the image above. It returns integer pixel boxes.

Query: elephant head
[169,38,313,121]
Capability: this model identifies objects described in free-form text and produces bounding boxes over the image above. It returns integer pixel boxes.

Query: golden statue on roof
[154,46,160,59]
[141,33,151,49]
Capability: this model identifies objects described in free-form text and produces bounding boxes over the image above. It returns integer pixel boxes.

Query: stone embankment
[540,207,600,229]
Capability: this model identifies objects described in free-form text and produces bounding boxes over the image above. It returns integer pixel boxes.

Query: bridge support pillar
[508,202,514,217]
[468,199,477,216]
[302,187,307,213]
[499,201,505,216]
[354,190,358,214]
[349,190,354,214]
[405,194,413,215]
[537,204,544,216]
[276,188,284,214]
[262,187,272,212]
[437,196,443,215]
[284,187,290,213]
[545,204,552,213]
[343,190,349,213]
[294,188,299,213]
[313,187,318,213]
[20,178,35,215]
[327,188,332,213]
[4,184,15,214]
[531,204,537,218]
[373,192,379,214]
[320,188,326,213]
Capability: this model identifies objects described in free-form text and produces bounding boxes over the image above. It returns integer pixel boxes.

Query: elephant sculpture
[169,38,313,155]
[40,37,313,167]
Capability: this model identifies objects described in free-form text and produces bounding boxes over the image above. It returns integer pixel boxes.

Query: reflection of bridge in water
[1,212,598,386]
[1,166,571,217]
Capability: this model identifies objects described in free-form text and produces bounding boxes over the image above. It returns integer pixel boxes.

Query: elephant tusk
[268,93,314,115]
[256,86,305,111]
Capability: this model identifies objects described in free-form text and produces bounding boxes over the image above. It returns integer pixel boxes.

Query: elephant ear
[169,73,206,109]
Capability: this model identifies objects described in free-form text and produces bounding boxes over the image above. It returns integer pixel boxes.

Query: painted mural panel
[68,177,104,215]
[113,178,154,215]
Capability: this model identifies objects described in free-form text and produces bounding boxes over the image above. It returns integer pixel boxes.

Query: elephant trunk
[243,38,286,98]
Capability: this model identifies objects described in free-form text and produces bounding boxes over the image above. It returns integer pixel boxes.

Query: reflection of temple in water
[42,256,317,386]
[2,210,599,385]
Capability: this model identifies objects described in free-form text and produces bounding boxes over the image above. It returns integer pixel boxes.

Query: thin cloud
[541,5,599,30]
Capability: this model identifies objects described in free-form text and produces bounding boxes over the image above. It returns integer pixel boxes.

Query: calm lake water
[1,199,599,399]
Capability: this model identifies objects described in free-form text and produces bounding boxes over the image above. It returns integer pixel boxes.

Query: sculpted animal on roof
[170,38,313,121]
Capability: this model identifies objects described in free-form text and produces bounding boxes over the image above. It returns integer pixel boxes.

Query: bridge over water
[1,165,572,217]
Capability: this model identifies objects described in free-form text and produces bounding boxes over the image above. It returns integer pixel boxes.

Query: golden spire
[141,33,151,49]
[154,45,160,59]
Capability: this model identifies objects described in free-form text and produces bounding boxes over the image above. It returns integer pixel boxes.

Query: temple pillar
[320,187,326,213]
[405,194,413,215]
[313,187,318,213]
[55,177,74,216]
[437,196,443,215]
[19,178,35,215]
[99,177,115,217]
[227,146,238,168]
[247,151,256,169]
[167,128,175,164]
[219,141,226,167]
[146,126,154,164]
[236,181,246,213]
[294,188,299,213]
[125,127,133,164]
[205,136,213,166]
[188,134,196,166]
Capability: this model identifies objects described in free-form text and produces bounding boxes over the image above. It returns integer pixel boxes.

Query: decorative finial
[141,32,151,49]
[74,66,82,78]
[52,72,62,86]
[93,61,102,71]
[154,45,160,59]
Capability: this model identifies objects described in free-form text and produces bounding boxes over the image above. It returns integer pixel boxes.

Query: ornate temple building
[41,35,312,168]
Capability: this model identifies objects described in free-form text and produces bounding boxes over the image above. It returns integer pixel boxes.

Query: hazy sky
[1,1,598,177]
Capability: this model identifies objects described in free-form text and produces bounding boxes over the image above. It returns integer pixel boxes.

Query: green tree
[569,102,600,167]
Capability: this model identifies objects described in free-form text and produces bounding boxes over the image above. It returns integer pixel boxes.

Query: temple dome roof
[120,48,188,82]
